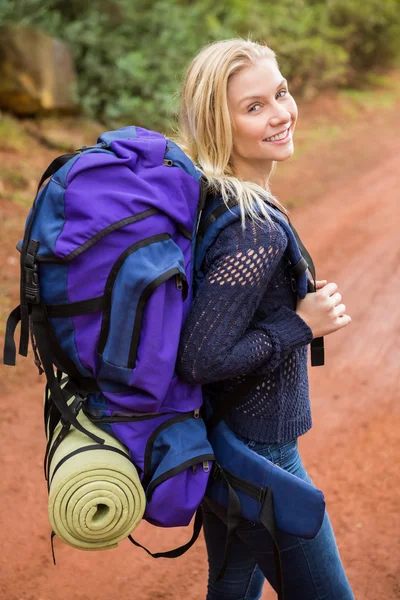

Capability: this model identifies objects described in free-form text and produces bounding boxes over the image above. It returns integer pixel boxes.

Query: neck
[232,157,273,189]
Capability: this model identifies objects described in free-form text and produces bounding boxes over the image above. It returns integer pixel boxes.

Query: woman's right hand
[296,281,351,339]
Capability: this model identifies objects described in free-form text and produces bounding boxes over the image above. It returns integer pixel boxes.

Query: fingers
[330,292,342,307]
[336,314,352,328]
[333,303,346,317]
[315,279,327,289]
[300,279,351,336]
[319,282,338,296]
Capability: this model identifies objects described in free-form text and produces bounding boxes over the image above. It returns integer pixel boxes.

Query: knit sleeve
[176,218,313,384]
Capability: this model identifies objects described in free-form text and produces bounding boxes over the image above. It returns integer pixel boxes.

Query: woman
[176,39,354,600]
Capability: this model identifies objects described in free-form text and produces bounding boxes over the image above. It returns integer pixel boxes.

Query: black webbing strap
[288,223,324,367]
[3,305,22,366]
[44,384,51,429]
[214,469,245,582]
[259,488,284,600]
[194,176,209,236]
[309,336,324,367]
[128,505,203,559]
[19,239,41,357]
[44,404,61,479]
[49,443,131,486]
[287,222,316,282]
[44,384,87,483]
[36,153,76,197]
[45,296,106,318]
[31,302,104,444]
[196,202,232,246]
[288,256,308,279]
[50,530,57,565]
[207,469,284,597]
[45,422,71,487]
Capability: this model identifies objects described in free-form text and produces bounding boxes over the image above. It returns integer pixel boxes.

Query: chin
[273,146,295,162]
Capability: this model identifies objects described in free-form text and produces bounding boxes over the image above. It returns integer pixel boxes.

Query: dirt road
[0,96,399,600]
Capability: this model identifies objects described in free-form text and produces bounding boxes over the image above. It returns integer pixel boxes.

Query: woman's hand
[296,280,351,338]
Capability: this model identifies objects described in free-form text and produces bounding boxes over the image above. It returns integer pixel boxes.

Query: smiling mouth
[263,128,291,143]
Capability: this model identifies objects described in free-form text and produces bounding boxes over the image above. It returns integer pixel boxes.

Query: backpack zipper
[146,453,214,501]
[192,459,210,474]
[175,273,183,291]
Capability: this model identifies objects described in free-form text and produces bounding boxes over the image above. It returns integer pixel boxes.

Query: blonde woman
[176,39,354,600]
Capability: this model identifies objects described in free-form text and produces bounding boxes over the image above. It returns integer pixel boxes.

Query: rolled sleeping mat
[46,390,146,551]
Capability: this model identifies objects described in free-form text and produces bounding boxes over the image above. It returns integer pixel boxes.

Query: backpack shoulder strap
[194,197,324,384]
[194,196,241,277]
[195,196,311,295]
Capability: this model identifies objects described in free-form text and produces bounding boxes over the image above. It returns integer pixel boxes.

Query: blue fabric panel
[29,154,81,258]
[97,358,132,388]
[206,407,325,539]
[40,261,68,304]
[194,206,241,293]
[18,183,48,251]
[103,237,185,367]
[149,417,213,481]
[195,204,241,273]
[165,141,202,180]
[79,148,115,157]
[95,375,134,393]
[86,392,113,435]
[98,127,138,146]
[39,262,91,377]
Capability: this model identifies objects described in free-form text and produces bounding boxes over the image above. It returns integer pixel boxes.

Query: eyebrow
[239,79,288,106]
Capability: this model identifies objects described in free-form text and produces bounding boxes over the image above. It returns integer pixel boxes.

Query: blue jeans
[202,438,354,600]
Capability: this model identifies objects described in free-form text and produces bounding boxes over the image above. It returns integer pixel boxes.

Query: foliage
[327,0,400,75]
[1,0,399,130]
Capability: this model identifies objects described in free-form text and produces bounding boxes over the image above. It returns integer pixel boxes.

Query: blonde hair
[176,38,287,227]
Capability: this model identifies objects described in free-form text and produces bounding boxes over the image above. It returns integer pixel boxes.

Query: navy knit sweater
[176,214,314,444]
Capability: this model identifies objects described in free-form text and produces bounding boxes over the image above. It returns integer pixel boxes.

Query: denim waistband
[235,435,298,464]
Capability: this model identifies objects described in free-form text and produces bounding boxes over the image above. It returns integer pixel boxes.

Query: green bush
[327,0,400,76]
[1,0,399,130]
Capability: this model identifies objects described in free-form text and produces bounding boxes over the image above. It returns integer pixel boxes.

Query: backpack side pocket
[97,235,188,411]
[143,413,214,527]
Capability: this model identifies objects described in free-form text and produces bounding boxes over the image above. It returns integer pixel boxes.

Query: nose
[269,104,291,128]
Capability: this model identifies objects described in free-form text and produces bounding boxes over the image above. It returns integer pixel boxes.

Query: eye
[248,103,262,113]
[276,89,288,99]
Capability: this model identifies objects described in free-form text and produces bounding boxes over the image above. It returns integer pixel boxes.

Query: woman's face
[227,58,298,176]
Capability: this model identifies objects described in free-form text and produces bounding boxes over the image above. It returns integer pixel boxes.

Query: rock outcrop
[0,25,79,115]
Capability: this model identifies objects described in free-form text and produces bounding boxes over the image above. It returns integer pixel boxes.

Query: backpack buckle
[25,262,41,304]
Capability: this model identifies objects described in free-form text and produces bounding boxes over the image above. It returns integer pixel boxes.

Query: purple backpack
[3,127,214,548]
[4,127,325,593]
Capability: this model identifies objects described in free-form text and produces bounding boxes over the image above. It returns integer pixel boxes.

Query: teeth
[265,129,288,142]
